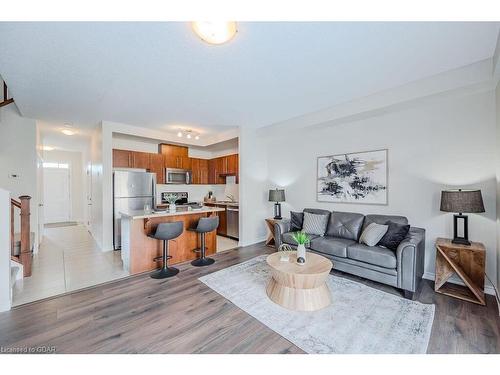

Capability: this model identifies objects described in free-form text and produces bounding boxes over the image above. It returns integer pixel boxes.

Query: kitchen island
[120,206,225,274]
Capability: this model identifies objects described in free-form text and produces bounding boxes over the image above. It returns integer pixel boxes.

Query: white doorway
[43,163,71,223]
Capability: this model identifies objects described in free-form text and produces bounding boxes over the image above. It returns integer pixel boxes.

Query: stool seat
[191,216,219,267]
[149,221,183,279]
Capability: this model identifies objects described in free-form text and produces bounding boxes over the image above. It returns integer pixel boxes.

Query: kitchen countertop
[120,206,225,220]
[203,201,239,207]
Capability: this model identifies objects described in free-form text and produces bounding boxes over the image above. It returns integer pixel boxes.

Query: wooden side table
[434,238,486,305]
[265,218,280,248]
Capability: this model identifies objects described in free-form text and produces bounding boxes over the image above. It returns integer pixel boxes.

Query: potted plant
[164,193,178,212]
[292,231,310,264]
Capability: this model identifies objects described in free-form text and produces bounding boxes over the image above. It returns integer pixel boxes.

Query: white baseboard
[238,236,267,248]
[423,272,497,296]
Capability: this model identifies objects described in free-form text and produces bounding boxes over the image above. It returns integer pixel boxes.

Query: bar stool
[148,221,183,279]
[190,216,219,267]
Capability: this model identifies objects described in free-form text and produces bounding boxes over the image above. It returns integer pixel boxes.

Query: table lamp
[269,189,285,220]
[440,189,484,245]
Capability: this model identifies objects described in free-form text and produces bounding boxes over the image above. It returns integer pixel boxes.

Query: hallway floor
[12,224,129,306]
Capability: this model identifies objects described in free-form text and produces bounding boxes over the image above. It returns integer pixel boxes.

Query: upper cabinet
[113,146,238,185]
[112,149,150,169]
[113,149,132,168]
[191,158,209,185]
[149,153,165,184]
[159,144,191,170]
[208,154,239,184]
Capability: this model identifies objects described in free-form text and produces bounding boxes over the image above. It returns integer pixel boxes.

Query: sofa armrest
[396,227,425,292]
[273,219,291,249]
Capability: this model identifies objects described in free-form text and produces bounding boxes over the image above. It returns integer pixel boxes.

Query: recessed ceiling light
[61,129,75,136]
[192,22,237,45]
[42,146,55,151]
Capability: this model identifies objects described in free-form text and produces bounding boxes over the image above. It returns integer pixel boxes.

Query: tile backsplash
[156,183,238,203]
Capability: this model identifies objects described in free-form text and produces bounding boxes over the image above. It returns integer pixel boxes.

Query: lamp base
[451,237,471,246]
[452,214,470,246]
[273,202,282,220]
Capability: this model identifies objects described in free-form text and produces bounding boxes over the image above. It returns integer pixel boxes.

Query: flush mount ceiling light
[191,22,237,45]
[61,129,75,136]
[176,129,200,140]
[61,123,76,136]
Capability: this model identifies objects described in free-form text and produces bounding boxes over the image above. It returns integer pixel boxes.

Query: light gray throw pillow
[302,212,329,236]
[359,223,389,246]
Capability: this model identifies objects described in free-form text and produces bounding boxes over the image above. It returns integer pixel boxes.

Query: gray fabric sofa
[274,208,425,299]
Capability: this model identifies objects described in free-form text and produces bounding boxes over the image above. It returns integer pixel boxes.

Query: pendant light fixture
[191,22,237,45]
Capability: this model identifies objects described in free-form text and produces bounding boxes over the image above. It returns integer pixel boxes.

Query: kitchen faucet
[226,193,236,202]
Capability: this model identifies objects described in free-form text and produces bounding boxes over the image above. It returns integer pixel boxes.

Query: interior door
[43,167,71,223]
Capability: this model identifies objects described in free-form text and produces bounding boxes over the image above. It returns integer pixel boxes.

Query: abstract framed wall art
[317,149,388,205]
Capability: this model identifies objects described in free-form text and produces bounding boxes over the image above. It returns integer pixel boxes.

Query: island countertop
[120,206,225,220]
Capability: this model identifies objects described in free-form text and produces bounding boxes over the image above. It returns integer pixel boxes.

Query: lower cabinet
[204,203,227,236]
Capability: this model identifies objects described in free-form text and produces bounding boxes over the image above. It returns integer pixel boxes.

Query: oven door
[165,169,191,184]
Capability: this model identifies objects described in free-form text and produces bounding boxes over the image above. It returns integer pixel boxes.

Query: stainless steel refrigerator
[113,170,156,250]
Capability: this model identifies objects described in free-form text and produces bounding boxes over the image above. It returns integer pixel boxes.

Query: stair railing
[10,195,32,277]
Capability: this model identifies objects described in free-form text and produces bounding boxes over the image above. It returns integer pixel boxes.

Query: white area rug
[199,255,435,354]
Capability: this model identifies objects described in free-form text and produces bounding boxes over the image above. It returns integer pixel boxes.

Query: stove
[161,191,188,205]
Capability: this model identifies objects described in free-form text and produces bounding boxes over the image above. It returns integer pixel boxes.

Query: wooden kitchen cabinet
[160,144,191,170]
[131,151,151,169]
[149,153,165,184]
[113,149,132,168]
[207,154,239,184]
[204,203,227,235]
[191,158,209,184]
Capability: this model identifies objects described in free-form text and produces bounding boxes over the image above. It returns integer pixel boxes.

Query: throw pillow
[290,211,304,232]
[359,223,389,246]
[302,212,329,236]
[377,221,411,251]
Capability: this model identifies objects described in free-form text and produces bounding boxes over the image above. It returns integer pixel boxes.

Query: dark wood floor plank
[0,243,498,354]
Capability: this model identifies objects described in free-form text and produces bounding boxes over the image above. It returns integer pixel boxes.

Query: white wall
[496,80,500,297]
[0,104,39,251]
[0,188,11,311]
[246,90,498,292]
[239,127,269,246]
[43,150,85,222]
[89,125,104,249]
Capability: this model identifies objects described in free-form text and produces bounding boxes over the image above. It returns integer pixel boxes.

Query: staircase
[10,196,32,277]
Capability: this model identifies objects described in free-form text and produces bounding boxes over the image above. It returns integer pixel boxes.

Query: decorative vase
[297,244,306,264]
[169,203,176,212]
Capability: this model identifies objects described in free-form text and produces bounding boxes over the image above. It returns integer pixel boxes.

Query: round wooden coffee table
[266,251,333,311]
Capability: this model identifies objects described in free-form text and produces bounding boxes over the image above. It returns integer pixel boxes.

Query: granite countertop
[120,206,225,219]
[203,201,239,207]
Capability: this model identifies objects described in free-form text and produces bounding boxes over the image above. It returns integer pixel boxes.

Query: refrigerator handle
[152,173,157,208]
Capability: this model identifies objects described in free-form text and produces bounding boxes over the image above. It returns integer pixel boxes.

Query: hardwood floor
[1,243,499,354]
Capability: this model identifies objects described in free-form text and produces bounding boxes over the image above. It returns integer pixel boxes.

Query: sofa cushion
[302,212,329,236]
[377,221,410,250]
[309,237,355,258]
[359,223,389,246]
[282,231,319,248]
[304,208,331,216]
[362,214,408,232]
[290,211,304,232]
[347,243,397,269]
[325,211,365,240]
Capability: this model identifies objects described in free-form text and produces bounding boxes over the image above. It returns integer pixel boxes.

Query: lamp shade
[440,190,485,213]
[268,189,285,202]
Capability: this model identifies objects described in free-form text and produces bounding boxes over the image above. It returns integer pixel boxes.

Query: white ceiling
[1,22,499,132]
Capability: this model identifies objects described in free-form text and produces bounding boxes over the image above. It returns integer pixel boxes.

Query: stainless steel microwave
[165,168,192,184]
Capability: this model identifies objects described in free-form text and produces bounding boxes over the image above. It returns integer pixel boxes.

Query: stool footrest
[192,248,202,253]
[154,255,172,261]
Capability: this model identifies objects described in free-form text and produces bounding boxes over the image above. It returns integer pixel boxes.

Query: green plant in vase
[164,193,178,212]
[292,231,310,265]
